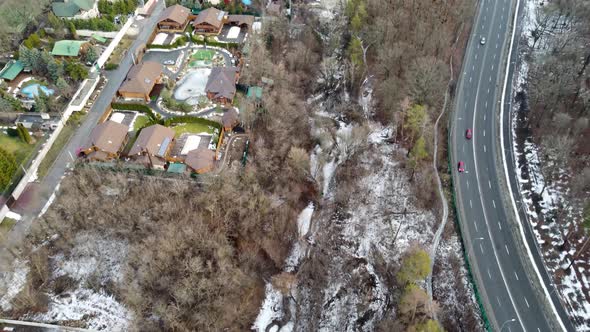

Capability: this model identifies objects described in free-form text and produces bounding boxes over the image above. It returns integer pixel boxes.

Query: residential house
[192,7,227,34]
[80,120,129,161]
[128,124,175,169]
[157,4,192,32]
[205,67,239,105]
[227,15,255,31]
[51,40,90,58]
[184,148,215,174]
[51,0,98,19]
[117,61,163,102]
[221,109,239,131]
[0,60,24,82]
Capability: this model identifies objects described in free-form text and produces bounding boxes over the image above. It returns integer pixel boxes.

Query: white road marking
[485,101,488,109]
[484,145,487,153]
[498,221,502,230]
[467,180,469,188]
[493,54,496,59]
[483,130,486,137]
[488,180,492,189]
[488,268,492,279]
[487,88,490,94]
[505,244,510,255]
[489,77,492,82]
[498,33,500,39]
[492,200,496,208]
[475,53,478,60]
[470,199,473,208]
[480,242,484,253]
[484,113,487,121]
[473,65,475,71]
[465,102,467,109]
[497,296,502,306]
[525,297,530,308]
[470,76,472,83]
[491,64,494,71]
[496,43,499,49]
[514,271,519,280]
[474,220,479,232]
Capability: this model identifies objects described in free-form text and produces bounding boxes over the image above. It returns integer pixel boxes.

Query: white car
[163,59,175,65]
[480,37,486,45]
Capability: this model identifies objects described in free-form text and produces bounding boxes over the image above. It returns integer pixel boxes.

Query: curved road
[450,0,573,331]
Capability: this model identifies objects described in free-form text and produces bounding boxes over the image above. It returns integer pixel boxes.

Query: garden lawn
[0,133,34,165]
[133,115,150,131]
[171,122,216,136]
[192,49,214,61]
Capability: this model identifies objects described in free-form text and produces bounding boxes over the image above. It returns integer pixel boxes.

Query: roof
[167,162,187,173]
[0,60,24,81]
[227,14,255,28]
[222,109,239,128]
[193,7,226,29]
[129,124,175,156]
[118,61,163,95]
[158,4,190,25]
[205,67,238,100]
[16,113,51,124]
[51,0,94,17]
[91,34,107,43]
[73,0,94,11]
[51,40,88,57]
[247,86,263,99]
[184,148,215,172]
[52,1,80,17]
[84,120,129,155]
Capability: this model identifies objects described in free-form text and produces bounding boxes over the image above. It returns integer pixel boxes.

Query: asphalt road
[0,0,166,263]
[450,0,571,330]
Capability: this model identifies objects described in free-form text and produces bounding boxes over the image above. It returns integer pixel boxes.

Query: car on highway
[163,59,175,65]
[458,161,465,173]
[480,37,486,45]
[465,128,473,139]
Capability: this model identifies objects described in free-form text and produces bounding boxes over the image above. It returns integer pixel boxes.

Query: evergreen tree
[17,123,33,144]
[69,22,78,39]
[85,46,98,63]
[34,89,49,113]
[0,147,17,191]
[56,77,70,93]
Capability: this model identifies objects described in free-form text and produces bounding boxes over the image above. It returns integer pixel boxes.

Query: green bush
[0,147,17,191]
[70,17,117,32]
[190,35,239,49]
[104,63,119,70]
[17,124,33,144]
[6,127,19,137]
[111,102,160,122]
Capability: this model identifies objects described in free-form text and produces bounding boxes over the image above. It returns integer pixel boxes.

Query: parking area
[143,49,183,66]
[217,25,247,43]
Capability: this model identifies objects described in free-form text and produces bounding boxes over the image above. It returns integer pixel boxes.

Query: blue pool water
[241,0,252,5]
[21,83,55,99]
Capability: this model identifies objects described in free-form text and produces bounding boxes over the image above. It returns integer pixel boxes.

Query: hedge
[111,102,160,121]
[190,35,239,49]
[104,63,119,70]
[164,115,222,131]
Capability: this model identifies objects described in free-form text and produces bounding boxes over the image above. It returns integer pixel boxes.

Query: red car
[458,161,465,173]
[465,129,473,139]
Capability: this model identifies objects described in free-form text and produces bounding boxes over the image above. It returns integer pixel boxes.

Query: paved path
[0,0,166,267]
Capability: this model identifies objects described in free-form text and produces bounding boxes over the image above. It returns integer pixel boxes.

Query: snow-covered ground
[0,232,133,330]
[511,0,590,328]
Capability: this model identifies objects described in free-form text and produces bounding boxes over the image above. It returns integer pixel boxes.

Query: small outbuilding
[184,148,215,174]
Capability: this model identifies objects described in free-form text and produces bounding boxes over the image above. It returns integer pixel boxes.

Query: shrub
[104,63,119,70]
[111,102,160,122]
[6,127,19,137]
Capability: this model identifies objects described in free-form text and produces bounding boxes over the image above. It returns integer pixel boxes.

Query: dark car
[466,128,473,139]
[458,161,465,173]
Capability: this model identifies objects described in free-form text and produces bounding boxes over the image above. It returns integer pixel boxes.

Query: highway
[450,0,572,331]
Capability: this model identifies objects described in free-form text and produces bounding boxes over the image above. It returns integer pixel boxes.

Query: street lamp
[500,318,516,331]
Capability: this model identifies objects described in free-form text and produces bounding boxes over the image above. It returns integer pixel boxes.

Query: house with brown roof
[205,67,239,105]
[157,4,192,32]
[193,7,227,34]
[118,61,163,102]
[227,15,255,31]
[222,109,239,131]
[128,124,175,169]
[80,120,129,161]
[184,148,216,174]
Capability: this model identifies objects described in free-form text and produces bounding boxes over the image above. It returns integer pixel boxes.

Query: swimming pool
[174,68,211,105]
[21,84,55,99]
[241,0,252,5]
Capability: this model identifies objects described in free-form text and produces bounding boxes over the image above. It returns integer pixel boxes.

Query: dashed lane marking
[480,242,484,253]
[488,180,492,189]
[525,297,530,308]
[505,244,510,255]
[483,130,486,137]
[514,271,519,281]
[498,221,502,230]
[470,199,473,208]
[492,200,496,208]
[484,145,487,153]
[488,268,492,279]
